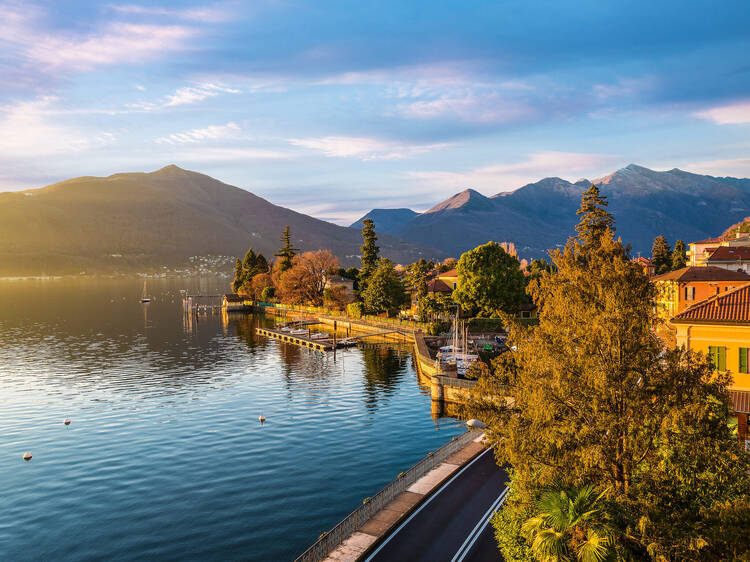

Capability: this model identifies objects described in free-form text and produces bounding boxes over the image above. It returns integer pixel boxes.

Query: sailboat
[140,279,151,303]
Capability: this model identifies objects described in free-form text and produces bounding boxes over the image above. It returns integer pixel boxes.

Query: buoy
[22,452,32,461]
[258,415,266,423]
[64,418,71,425]
[467,419,487,429]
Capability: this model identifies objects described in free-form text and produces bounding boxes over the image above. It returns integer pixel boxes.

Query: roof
[438,268,458,278]
[326,275,353,284]
[224,293,244,302]
[671,283,750,324]
[731,390,750,414]
[652,266,750,283]
[707,246,750,262]
[427,279,453,293]
[690,236,724,245]
[632,257,652,266]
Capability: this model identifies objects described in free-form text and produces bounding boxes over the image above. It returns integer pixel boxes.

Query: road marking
[363,447,493,562]
[451,486,509,562]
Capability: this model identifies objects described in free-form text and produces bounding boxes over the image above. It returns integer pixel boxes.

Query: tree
[521,485,622,562]
[463,214,750,559]
[359,218,379,292]
[361,258,408,315]
[232,258,243,292]
[574,184,614,248]
[672,239,687,270]
[275,226,299,273]
[452,241,526,316]
[233,248,268,294]
[276,250,338,306]
[651,235,672,275]
[251,273,274,300]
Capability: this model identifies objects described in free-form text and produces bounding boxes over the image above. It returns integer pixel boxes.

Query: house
[437,268,458,291]
[671,284,750,446]
[324,275,355,302]
[689,231,750,266]
[632,256,655,278]
[223,293,249,311]
[517,302,538,319]
[706,246,750,274]
[652,266,750,319]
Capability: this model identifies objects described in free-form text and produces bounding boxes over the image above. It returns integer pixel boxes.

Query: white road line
[363,447,493,562]
[450,487,508,562]
[452,487,509,562]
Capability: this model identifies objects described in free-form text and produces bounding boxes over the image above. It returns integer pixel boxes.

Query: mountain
[0,165,444,275]
[371,164,750,258]
[350,208,419,234]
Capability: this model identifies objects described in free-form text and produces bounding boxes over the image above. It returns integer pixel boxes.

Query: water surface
[0,277,461,561]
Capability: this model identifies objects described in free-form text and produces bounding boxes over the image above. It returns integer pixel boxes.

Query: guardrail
[258,302,426,332]
[434,375,478,389]
[294,430,478,562]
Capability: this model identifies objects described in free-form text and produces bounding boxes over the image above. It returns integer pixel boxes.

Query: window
[709,346,727,371]
[740,348,749,374]
[684,286,695,300]
[716,287,720,295]
[452,282,457,290]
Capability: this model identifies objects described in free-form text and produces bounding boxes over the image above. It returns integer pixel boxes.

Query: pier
[255,327,358,352]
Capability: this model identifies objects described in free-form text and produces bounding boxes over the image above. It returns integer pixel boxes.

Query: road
[364,448,509,562]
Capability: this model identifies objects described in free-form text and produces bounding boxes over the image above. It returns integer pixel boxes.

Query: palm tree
[521,485,620,562]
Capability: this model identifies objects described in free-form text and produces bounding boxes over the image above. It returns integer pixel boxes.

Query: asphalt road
[364,448,509,562]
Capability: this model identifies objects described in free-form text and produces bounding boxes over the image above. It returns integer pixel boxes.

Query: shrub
[347,302,363,318]
[427,320,450,335]
[260,286,275,301]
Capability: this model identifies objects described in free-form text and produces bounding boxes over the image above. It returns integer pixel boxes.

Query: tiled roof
[438,268,458,278]
[653,266,750,283]
[224,293,244,302]
[707,246,750,262]
[671,283,750,324]
[632,257,652,266]
[731,390,750,414]
[427,278,453,293]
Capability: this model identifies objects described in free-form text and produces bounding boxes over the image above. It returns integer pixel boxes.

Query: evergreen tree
[672,239,687,270]
[359,218,379,292]
[651,235,672,274]
[361,258,407,315]
[574,184,614,248]
[232,258,243,292]
[274,226,298,273]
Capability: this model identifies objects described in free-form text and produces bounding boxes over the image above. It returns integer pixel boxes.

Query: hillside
[0,166,444,275]
[372,164,750,258]
[350,208,418,233]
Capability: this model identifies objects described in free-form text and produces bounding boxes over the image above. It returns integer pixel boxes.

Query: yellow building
[671,284,750,447]
[437,268,458,291]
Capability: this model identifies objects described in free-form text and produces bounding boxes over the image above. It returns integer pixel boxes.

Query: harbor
[255,324,358,351]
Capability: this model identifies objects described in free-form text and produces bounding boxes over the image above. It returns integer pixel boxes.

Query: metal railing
[434,375,478,389]
[294,430,478,562]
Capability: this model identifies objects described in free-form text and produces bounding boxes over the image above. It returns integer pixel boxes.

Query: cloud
[683,157,750,178]
[109,4,234,23]
[155,122,242,144]
[0,97,110,157]
[694,100,750,124]
[128,83,241,111]
[289,136,449,160]
[158,147,291,162]
[407,151,620,193]
[398,92,536,124]
[0,4,195,73]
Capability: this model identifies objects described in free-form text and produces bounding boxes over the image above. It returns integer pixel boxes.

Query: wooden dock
[255,328,358,352]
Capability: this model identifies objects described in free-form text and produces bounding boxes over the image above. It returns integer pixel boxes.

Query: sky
[1,0,750,224]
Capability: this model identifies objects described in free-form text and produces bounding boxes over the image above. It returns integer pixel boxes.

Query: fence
[434,375,478,390]
[294,430,478,562]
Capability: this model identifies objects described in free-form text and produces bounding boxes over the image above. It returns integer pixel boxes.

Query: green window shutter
[719,347,727,371]
[708,346,717,370]
[741,348,749,374]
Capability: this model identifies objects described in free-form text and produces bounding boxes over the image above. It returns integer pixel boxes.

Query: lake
[0,277,463,561]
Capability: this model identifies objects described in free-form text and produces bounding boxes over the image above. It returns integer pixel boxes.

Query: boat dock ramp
[255,326,358,351]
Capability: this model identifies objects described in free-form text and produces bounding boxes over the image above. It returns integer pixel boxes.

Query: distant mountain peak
[425,188,490,213]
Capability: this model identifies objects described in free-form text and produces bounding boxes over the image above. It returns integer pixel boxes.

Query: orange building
[653,266,750,319]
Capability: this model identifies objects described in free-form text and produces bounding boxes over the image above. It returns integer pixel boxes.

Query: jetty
[255,327,358,352]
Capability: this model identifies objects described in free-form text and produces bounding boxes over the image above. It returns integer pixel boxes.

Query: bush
[492,489,534,562]
[347,302,363,318]
[260,286,275,301]
[467,317,506,332]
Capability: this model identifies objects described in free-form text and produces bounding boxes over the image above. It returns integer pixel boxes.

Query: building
[436,268,458,291]
[632,256,655,278]
[706,245,750,274]
[689,231,750,266]
[223,293,250,311]
[671,284,750,446]
[324,275,355,302]
[652,266,750,319]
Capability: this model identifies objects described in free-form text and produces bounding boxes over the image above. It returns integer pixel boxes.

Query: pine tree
[359,218,379,292]
[651,235,672,274]
[274,226,298,273]
[672,239,687,270]
[232,258,243,292]
[574,184,614,248]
